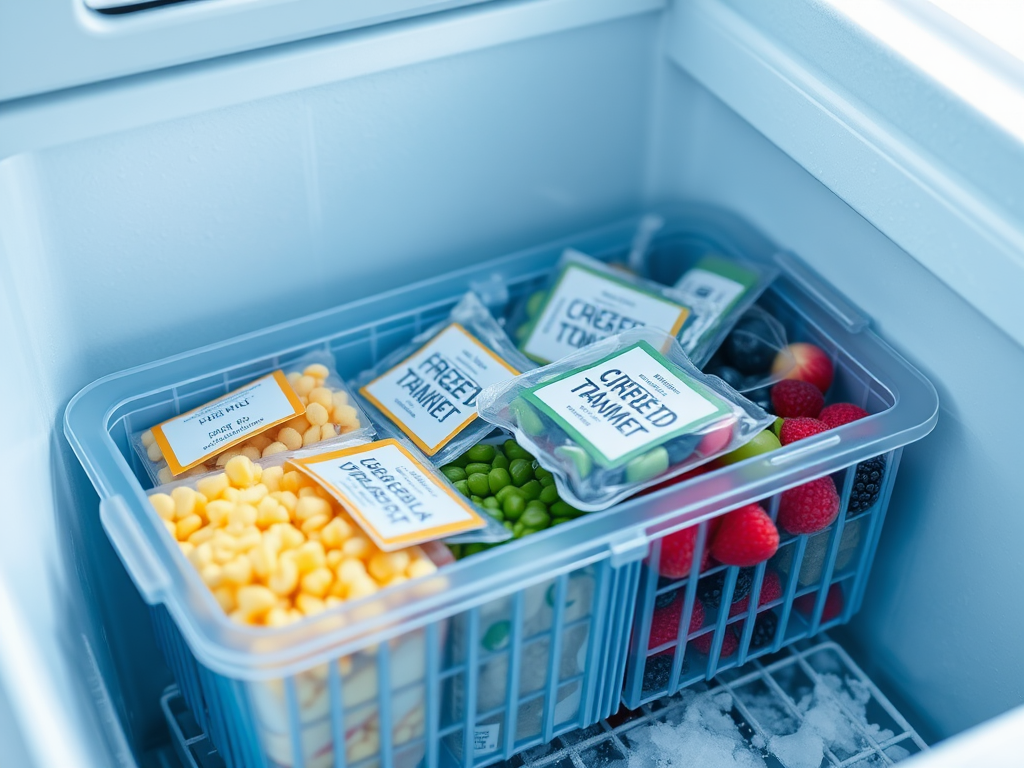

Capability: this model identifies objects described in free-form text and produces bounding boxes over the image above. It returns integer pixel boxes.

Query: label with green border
[523,341,730,468]
[520,258,691,365]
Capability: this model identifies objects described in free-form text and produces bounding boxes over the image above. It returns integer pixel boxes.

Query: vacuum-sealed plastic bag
[478,327,773,511]
[354,291,532,466]
[507,249,694,366]
[133,350,374,485]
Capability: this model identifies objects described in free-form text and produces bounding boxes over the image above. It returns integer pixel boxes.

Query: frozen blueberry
[706,365,745,390]
[725,318,778,375]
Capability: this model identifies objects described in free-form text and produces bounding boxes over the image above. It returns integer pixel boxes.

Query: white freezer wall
[647,63,1024,739]
[0,9,660,764]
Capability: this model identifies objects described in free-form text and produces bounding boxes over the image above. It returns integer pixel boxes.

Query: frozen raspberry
[819,403,869,429]
[692,627,739,658]
[658,526,712,579]
[710,504,779,567]
[729,570,783,617]
[778,476,840,534]
[771,379,824,418]
[780,417,828,445]
[649,595,705,649]
[795,584,845,622]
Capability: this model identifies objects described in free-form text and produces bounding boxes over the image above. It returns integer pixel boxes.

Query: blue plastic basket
[65,204,937,768]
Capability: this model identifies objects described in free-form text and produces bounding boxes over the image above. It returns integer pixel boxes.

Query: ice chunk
[625,690,765,768]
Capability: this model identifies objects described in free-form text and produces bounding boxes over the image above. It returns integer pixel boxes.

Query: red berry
[692,627,738,658]
[710,504,779,567]
[778,477,840,534]
[773,343,834,393]
[779,417,828,446]
[794,584,845,622]
[771,379,825,418]
[819,403,869,429]
[649,596,705,649]
[729,570,783,617]
[657,526,712,579]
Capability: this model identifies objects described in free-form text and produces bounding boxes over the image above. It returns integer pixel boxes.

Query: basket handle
[101,495,171,605]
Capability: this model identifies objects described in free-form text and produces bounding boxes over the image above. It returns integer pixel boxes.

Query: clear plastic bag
[132,350,374,485]
[506,249,695,366]
[353,291,533,467]
[477,327,774,511]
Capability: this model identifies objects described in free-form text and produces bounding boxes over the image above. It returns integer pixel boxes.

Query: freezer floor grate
[161,639,925,768]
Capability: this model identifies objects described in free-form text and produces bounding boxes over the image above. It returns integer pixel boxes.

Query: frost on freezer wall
[647,64,1024,738]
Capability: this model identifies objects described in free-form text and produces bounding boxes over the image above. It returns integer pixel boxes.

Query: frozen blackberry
[725,317,778,375]
[655,589,679,610]
[697,568,753,609]
[750,611,778,649]
[849,456,886,513]
[642,653,685,692]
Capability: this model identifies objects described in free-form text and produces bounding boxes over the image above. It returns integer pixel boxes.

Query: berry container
[64,205,938,768]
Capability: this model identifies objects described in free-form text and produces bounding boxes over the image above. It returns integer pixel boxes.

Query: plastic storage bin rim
[63,203,939,680]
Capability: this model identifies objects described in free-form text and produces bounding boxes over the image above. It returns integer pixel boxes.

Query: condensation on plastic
[64,206,938,768]
[352,292,533,468]
[477,327,774,511]
[504,249,696,366]
[131,350,375,486]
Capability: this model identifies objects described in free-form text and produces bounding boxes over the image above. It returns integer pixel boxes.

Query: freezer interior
[0,1,1021,766]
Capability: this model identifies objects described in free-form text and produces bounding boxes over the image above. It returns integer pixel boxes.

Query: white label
[522,258,690,364]
[289,439,485,550]
[473,724,500,754]
[152,371,304,475]
[674,268,746,349]
[524,343,726,467]
[360,324,518,456]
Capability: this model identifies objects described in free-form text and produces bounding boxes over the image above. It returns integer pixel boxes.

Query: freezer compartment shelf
[162,639,927,768]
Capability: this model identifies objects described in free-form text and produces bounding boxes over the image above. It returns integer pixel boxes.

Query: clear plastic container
[64,204,938,768]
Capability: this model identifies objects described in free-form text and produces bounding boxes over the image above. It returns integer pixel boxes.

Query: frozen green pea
[551,500,585,519]
[453,479,470,497]
[471,495,484,505]
[503,494,525,521]
[539,484,559,505]
[519,479,542,502]
[448,454,472,469]
[552,517,571,526]
[504,440,533,462]
[465,443,496,463]
[467,473,490,497]
[554,445,593,478]
[503,521,514,532]
[491,453,509,471]
[509,458,533,487]
[511,398,545,437]
[521,507,550,529]
[466,462,492,477]
[533,464,552,481]
[495,485,521,505]
[519,527,543,538]
[482,496,500,510]
[625,446,670,484]
[489,507,505,523]
[539,475,555,488]
[513,521,525,537]
[488,467,511,495]
[441,465,467,482]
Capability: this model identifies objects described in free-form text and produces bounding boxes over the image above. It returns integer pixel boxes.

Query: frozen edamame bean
[625,447,669,484]
[465,443,496,463]
[539,484,559,505]
[509,459,533,487]
[465,463,491,477]
[487,468,511,495]
[504,440,533,461]
[441,466,467,483]
[453,479,470,497]
[502,494,525,521]
[519,479,542,502]
[467,473,490,497]
[482,497,500,510]
[521,506,550,529]
[491,453,509,471]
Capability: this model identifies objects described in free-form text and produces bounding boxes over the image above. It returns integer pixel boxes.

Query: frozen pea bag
[477,327,773,511]
[507,249,694,366]
[353,291,533,467]
[131,350,374,486]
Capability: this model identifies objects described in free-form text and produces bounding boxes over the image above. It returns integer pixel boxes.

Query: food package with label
[507,249,695,366]
[132,351,374,485]
[353,291,533,466]
[478,327,773,511]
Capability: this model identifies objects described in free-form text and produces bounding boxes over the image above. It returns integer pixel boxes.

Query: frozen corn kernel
[264,606,295,627]
[300,567,333,598]
[301,514,330,534]
[225,455,256,488]
[308,387,333,410]
[406,558,437,579]
[200,563,223,588]
[302,425,321,447]
[150,493,175,522]
[320,424,337,441]
[388,575,408,588]
[341,536,372,559]
[303,363,330,380]
[324,596,342,609]
[346,576,379,600]
[287,414,311,435]
[178,541,195,558]
[271,523,305,550]
[222,556,254,586]
[237,526,262,551]
[320,517,353,548]
[141,429,156,448]
[248,434,274,452]
[228,503,258,527]
[213,587,237,613]
[326,549,345,569]
[294,541,326,574]
[368,551,410,583]
[281,471,302,493]
[188,525,216,546]
[334,404,360,428]
[331,391,349,411]
[336,558,367,585]
[171,486,197,520]
[295,593,326,616]
[274,490,298,514]
[261,465,284,493]
[196,474,229,500]
[268,555,300,596]
[297,486,317,498]
[189,543,214,569]
[215,450,240,467]
[236,585,277,621]
[256,497,289,527]
[262,442,288,458]
[157,467,173,484]
[205,499,233,526]
[176,514,203,541]
[222,487,241,503]
[293,375,317,396]
[163,519,177,537]
[295,496,331,522]
[277,427,303,451]
[240,445,262,462]
[239,485,268,505]
[249,542,278,579]
[147,441,163,462]
[305,402,329,427]
[286,371,302,385]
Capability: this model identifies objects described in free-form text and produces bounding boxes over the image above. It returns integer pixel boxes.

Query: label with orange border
[521,257,691,364]
[152,371,305,476]
[359,323,519,456]
[288,439,485,550]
